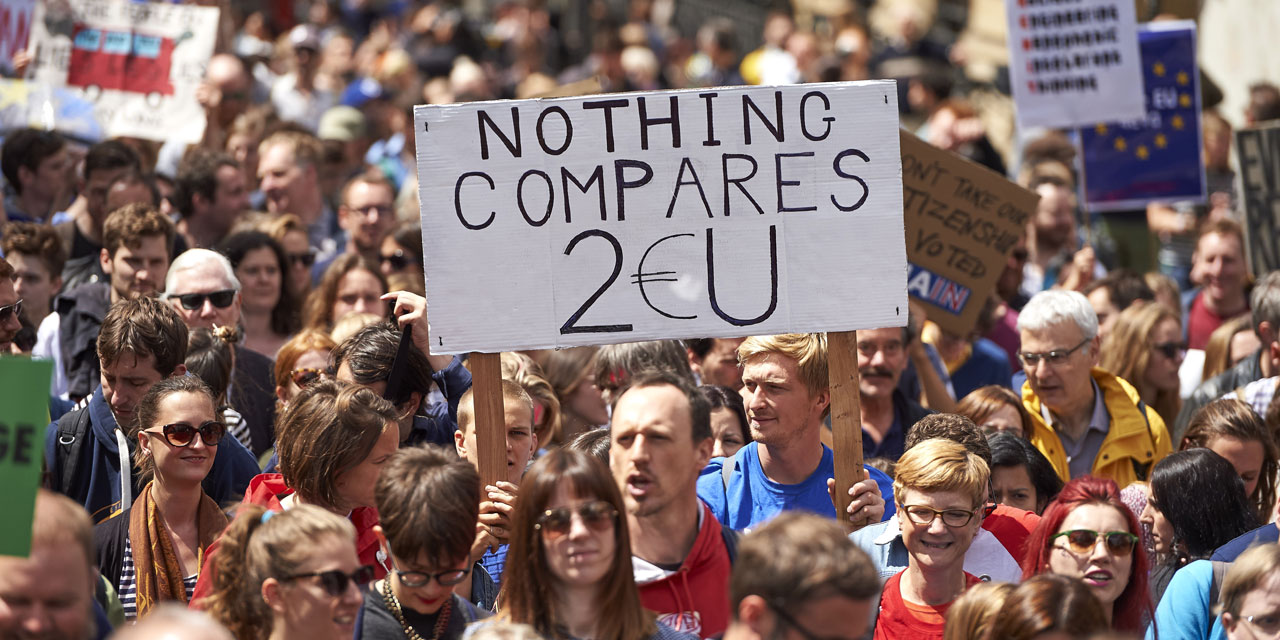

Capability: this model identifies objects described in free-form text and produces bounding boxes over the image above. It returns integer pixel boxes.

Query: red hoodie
[189,473,386,606]
[634,502,732,638]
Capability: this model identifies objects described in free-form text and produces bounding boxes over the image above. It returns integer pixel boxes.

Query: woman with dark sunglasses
[1099,303,1185,428]
[204,503,369,640]
[496,448,688,640]
[1140,448,1258,603]
[1021,476,1153,633]
[94,375,229,621]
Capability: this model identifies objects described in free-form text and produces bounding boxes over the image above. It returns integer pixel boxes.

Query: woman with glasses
[204,503,370,640]
[1021,476,1153,633]
[262,213,317,302]
[955,385,1034,439]
[1219,543,1280,640]
[874,438,989,640]
[1180,398,1279,524]
[358,445,492,639]
[1140,448,1258,603]
[273,329,338,408]
[94,376,229,620]
[379,221,424,279]
[1099,303,1185,427]
[497,448,687,640]
[218,231,301,358]
[191,379,401,603]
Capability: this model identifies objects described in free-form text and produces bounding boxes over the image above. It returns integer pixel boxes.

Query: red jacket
[635,502,732,638]
[190,473,386,606]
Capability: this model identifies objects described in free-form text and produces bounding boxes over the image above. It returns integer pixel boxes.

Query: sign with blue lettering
[414,82,908,354]
[1080,21,1205,212]
[900,131,1039,335]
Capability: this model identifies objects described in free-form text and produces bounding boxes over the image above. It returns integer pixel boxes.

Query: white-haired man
[1016,289,1171,485]
[162,249,276,455]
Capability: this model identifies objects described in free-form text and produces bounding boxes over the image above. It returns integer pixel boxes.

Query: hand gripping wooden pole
[828,330,873,532]
[468,352,507,489]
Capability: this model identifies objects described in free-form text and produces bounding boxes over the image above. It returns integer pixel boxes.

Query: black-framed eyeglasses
[1051,529,1139,556]
[1152,341,1188,359]
[380,249,409,271]
[1018,338,1090,368]
[394,565,471,588]
[901,504,981,527]
[767,600,848,640]
[281,565,376,596]
[0,298,22,323]
[286,249,317,268]
[170,289,236,311]
[534,501,617,540]
[142,420,227,448]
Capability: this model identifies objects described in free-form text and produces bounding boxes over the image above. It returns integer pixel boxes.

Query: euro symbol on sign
[631,232,697,320]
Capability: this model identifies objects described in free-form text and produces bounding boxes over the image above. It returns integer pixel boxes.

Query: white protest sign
[28,0,217,143]
[415,81,908,354]
[1006,0,1145,130]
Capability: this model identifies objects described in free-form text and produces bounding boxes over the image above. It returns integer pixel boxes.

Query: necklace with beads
[379,579,452,640]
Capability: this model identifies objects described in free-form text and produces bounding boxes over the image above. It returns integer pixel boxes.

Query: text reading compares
[414,81,908,354]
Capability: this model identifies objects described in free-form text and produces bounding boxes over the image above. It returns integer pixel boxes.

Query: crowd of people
[2,0,1280,639]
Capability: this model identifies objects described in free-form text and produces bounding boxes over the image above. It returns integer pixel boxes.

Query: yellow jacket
[1021,367,1172,487]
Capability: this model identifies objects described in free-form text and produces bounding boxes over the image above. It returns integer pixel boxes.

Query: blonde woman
[1099,303,1185,426]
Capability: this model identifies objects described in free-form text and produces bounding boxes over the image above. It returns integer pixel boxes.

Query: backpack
[49,405,92,495]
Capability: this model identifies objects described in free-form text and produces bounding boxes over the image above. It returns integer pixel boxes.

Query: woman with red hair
[1020,476,1153,633]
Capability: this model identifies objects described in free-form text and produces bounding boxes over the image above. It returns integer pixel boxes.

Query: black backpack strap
[1130,399,1156,482]
[719,524,740,565]
[53,407,91,495]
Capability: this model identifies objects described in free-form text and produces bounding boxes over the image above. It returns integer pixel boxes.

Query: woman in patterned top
[93,375,230,620]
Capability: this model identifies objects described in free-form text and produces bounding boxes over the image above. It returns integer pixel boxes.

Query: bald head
[204,54,251,128]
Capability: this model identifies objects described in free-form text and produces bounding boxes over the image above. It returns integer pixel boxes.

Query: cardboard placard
[27,0,218,144]
[1080,21,1205,211]
[900,130,1038,336]
[414,81,909,355]
[1237,121,1280,276]
[1006,0,1146,130]
[0,357,53,558]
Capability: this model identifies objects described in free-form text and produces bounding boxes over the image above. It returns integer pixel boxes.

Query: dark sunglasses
[0,298,22,323]
[1051,529,1139,556]
[1153,341,1188,359]
[171,289,236,311]
[380,249,409,271]
[534,501,617,540]
[394,566,471,588]
[290,367,332,387]
[287,249,317,268]
[143,420,227,448]
[281,565,375,596]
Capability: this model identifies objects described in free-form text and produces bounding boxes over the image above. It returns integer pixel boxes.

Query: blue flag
[1080,21,1205,211]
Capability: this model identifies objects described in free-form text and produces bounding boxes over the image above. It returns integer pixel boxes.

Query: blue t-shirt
[1146,560,1225,640]
[696,442,895,531]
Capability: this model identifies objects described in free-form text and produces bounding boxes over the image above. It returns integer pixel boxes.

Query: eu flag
[1080,21,1204,211]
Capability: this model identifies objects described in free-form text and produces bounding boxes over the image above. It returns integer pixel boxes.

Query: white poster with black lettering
[1006,0,1145,130]
[414,81,908,354]
[27,0,217,143]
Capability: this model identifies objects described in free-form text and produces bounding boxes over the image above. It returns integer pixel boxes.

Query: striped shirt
[118,538,198,620]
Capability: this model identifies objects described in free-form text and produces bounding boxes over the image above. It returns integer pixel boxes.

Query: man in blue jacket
[44,296,259,523]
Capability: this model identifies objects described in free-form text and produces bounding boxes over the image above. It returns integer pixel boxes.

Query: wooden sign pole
[468,352,507,489]
[828,330,873,532]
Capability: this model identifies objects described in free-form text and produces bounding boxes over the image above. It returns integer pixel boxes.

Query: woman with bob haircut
[496,447,686,640]
[983,574,1108,640]
[1021,476,1153,632]
[1140,448,1258,602]
[1219,543,1280,640]
[1181,398,1279,524]
[202,504,370,640]
[874,438,990,640]
[218,230,301,358]
[986,431,1064,515]
[955,385,1033,438]
[191,379,401,602]
[303,254,388,331]
[1099,303,1185,427]
[95,376,229,620]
